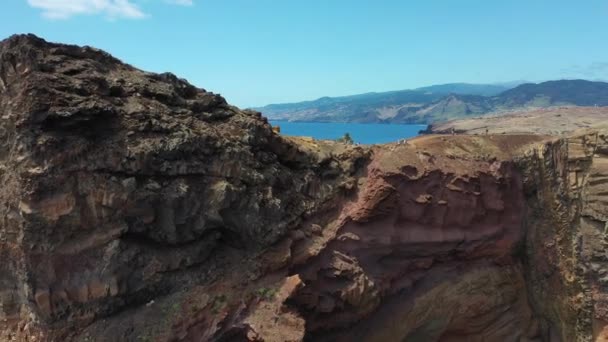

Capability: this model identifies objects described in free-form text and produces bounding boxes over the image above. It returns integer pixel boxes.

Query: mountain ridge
[257,79,608,124]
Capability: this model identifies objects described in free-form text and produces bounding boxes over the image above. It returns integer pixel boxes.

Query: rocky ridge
[0,34,368,341]
[1,34,608,342]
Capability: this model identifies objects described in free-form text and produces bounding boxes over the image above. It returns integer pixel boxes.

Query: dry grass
[433,106,608,136]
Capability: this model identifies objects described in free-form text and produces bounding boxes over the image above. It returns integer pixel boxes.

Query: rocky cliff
[1,34,607,342]
[519,130,608,341]
[0,34,369,341]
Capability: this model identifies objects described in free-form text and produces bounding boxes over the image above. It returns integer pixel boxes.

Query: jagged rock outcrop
[1,34,608,342]
[0,34,369,341]
[518,130,608,341]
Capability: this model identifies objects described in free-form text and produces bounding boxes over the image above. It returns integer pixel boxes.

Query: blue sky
[1,1,607,107]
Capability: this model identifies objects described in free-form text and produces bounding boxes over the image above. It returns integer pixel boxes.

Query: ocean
[270,121,427,145]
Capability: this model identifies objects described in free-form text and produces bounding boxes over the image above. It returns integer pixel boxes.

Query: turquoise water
[270,121,427,145]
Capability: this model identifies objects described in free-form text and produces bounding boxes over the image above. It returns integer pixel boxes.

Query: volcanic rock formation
[1,34,608,342]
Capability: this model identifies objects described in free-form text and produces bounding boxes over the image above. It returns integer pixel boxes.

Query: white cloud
[27,0,145,19]
[165,0,193,5]
[27,0,195,20]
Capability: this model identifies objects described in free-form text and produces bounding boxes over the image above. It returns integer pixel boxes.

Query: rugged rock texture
[519,130,608,341]
[1,34,608,342]
[0,34,368,341]
[289,136,541,341]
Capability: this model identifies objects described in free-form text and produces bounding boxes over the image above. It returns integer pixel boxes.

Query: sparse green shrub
[210,294,227,314]
[255,287,278,301]
[336,132,354,145]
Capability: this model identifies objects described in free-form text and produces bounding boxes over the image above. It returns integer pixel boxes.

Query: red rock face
[287,145,539,341]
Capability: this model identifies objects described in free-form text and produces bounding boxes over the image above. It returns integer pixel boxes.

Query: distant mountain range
[255,80,608,124]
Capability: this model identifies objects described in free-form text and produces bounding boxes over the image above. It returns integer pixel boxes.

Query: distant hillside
[256,80,608,124]
[415,82,512,96]
[497,80,608,107]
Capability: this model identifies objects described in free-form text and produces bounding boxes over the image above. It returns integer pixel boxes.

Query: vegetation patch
[255,287,278,301]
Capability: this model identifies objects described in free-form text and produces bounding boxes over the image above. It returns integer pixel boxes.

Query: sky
[1,1,607,108]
